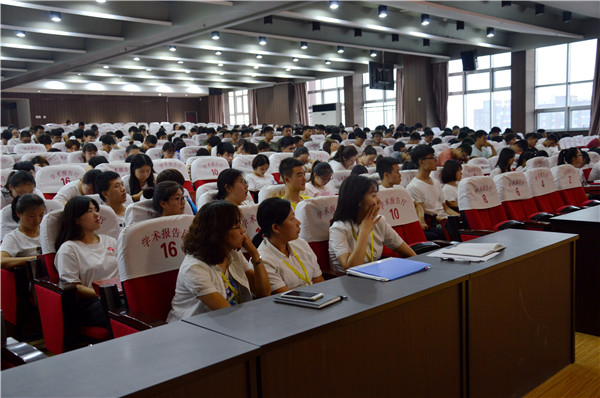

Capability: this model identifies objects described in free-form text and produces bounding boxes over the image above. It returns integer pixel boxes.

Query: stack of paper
[442,243,505,258]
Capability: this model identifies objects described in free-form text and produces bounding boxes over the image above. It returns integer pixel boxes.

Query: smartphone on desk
[280,290,324,301]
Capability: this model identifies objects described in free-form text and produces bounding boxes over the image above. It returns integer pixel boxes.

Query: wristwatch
[251,257,263,267]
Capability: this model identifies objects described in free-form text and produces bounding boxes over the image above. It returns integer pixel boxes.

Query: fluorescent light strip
[0,56,54,63]
[0,42,86,53]
[1,0,171,26]
[0,24,124,41]
[1,67,28,72]
[66,71,274,85]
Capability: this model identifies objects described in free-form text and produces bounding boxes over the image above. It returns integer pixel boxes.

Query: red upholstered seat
[493,172,550,227]
[525,168,579,214]
[552,164,599,208]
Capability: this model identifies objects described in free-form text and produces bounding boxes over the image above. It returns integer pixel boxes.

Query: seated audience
[96,171,127,226]
[440,160,462,210]
[1,194,45,269]
[376,156,401,189]
[303,161,334,197]
[246,154,277,192]
[280,158,310,209]
[490,148,515,177]
[279,136,296,153]
[329,145,359,172]
[127,154,155,201]
[149,181,187,216]
[406,145,460,240]
[86,155,108,172]
[216,169,253,206]
[55,169,102,204]
[162,142,176,159]
[357,146,377,167]
[558,148,586,185]
[167,201,270,321]
[55,196,119,327]
[471,130,497,158]
[515,150,537,172]
[436,142,472,167]
[536,133,560,156]
[329,175,416,275]
[253,197,324,293]
[216,142,235,166]
[1,171,42,209]
[293,147,312,172]
[322,139,340,155]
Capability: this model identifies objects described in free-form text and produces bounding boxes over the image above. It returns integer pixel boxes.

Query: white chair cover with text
[468,157,491,174]
[67,151,86,164]
[153,159,190,181]
[526,156,550,170]
[190,157,229,184]
[304,141,321,151]
[258,185,286,203]
[96,162,130,177]
[239,204,260,239]
[525,168,557,197]
[108,149,126,163]
[309,150,329,163]
[458,176,502,211]
[232,155,256,174]
[14,144,46,156]
[97,204,121,240]
[493,171,533,202]
[325,170,352,193]
[117,215,194,281]
[399,170,418,188]
[551,164,581,190]
[36,165,86,195]
[195,182,217,205]
[145,148,162,161]
[179,146,202,163]
[295,196,338,242]
[461,164,483,178]
[124,200,158,227]
[377,187,418,227]
[1,154,15,169]
[268,153,293,175]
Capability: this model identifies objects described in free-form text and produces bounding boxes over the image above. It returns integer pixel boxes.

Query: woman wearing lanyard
[253,197,324,294]
[329,175,416,275]
[167,200,270,322]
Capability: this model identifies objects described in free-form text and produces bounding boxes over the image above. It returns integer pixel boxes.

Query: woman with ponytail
[329,145,359,172]
[558,148,586,185]
[253,197,324,294]
[1,194,45,269]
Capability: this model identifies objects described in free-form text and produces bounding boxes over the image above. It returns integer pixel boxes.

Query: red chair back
[458,176,509,230]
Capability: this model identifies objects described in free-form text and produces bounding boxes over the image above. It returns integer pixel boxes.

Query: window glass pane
[315,80,321,91]
[384,104,396,126]
[569,39,596,82]
[339,89,345,103]
[313,92,323,106]
[364,104,384,129]
[448,59,463,74]
[229,96,234,110]
[466,72,490,91]
[447,95,464,127]
[570,109,590,129]
[536,44,567,85]
[537,112,565,130]
[323,90,337,104]
[321,78,337,89]
[465,92,491,131]
[449,75,463,92]
[476,55,490,70]
[492,90,511,130]
[308,92,318,107]
[337,76,345,87]
[307,81,317,91]
[494,70,511,89]
[242,95,248,113]
[535,85,566,109]
[492,52,511,68]
[236,97,243,113]
[365,86,384,101]
[569,82,593,106]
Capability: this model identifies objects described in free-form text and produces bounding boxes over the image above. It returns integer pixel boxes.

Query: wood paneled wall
[403,56,438,127]
[0,93,209,125]
[255,84,294,125]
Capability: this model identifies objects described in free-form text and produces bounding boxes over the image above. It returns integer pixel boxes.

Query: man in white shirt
[471,130,497,158]
[96,171,127,228]
[536,133,560,156]
[406,145,460,240]
[54,169,102,204]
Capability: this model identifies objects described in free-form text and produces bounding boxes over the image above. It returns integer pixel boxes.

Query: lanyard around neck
[220,272,240,303]
[282,248,311,285]
[352,224,374,263]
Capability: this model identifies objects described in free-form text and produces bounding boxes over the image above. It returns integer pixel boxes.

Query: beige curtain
[432,62,449,129]
[248,89,259,125]
[208,94,225,124]
[294,82,309,125]
[395,68,404,125]
[589,40,600,135]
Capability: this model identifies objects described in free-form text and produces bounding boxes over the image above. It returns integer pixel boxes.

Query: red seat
[107,214,194,337]
[552,164,600,208]
[525,168,579,214]
[493,171,551,229]
[295,196,339,277]
[1,266,40,339]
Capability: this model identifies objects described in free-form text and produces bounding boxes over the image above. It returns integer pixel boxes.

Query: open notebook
[442,243,505,258]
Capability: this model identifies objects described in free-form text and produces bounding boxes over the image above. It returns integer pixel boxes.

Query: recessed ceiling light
[421,14,430,26]
[146,68,152,71]
[158,93,162,96]
[50,11,62,22]
[300,41,308,50]
[96,0,106,3]
[486,27,495,38]
[218,63,223,67]
[219,71,225,75]
[211,31,220,40]
[253,65,259,69]
[337,46,344,54]
[177,60,184,64]
[133,57,140,61]
[370,50,377,57]
[251,74,257,77]
[285,68,291,72]
[256,54,263,59]
[292,57,299,62]
[169,45,176,52]
[258,36,267,45]
[103,65,109,69]
[325,60,331,65]
[329,0,339,9]
[378,5,387,18]
[215,50,222,55]
[15,31,26,38]
[185,70,190,74]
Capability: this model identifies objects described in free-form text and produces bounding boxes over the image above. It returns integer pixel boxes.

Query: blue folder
[346,257,431,281]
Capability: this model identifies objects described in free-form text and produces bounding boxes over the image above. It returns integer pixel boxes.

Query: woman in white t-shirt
[490,147,515,178]
[215,168,254,206]
[440,160,462,211]
[167,200,270,322]
[329,175,416,275]
[329,145,359,172]
[253,197,324,293]
[1,194,45,269]
[303,161,335,197]
[246,154,277,192]
[55,196,119,327]
[126,154,156,201]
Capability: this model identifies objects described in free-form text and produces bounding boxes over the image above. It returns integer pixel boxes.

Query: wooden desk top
[551,206,600,224]
[424,229,578,278]
[2,321,259,398]
[184,266,467,347]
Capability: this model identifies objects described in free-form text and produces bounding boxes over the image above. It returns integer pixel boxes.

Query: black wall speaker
[460,50,478,71]
[208,88,223,96]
